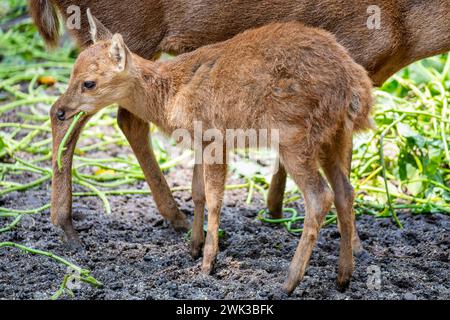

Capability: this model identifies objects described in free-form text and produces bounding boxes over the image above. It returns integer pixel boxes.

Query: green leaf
[202,224,225,238]
[397,123,426,148]
[398,151,416,181]
[404,164,425,196]
[397,123,416,138]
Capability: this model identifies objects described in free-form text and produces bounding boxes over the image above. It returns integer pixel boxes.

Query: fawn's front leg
[201,163,228,274]
[191,163,206,258]
[117,108,189,230]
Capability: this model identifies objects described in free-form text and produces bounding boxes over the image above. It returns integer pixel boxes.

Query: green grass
[0,8,449,298]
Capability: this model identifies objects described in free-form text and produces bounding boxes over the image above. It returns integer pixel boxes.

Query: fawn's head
[51,9,135,121]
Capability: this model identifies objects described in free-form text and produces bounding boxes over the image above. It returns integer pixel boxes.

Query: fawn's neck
[119,55,177,133]
[120,53,202,134]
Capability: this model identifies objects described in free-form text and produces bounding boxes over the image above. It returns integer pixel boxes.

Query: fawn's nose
[56,109,66,121]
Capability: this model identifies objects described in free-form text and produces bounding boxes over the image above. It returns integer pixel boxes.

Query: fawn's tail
[28,0,60,48]
[349,92,375,132]
[348,72,375,132]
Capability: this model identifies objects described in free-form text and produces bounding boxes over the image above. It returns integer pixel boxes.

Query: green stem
[0,242,102,289]
[57,112,85,172]
[0,96,57,114]
[0,215,22,233]
[379,115,406,229]
[0,175,51,197]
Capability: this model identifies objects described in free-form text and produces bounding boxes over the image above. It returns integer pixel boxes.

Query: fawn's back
[164,23,373,142]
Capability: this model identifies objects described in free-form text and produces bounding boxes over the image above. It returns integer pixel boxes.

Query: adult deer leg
[345,142,363,254]
[117,108,189,230]
[267,161,287,219]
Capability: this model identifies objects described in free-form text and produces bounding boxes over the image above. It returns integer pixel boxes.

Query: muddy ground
[0,106,449,300]
[0,163,448,300]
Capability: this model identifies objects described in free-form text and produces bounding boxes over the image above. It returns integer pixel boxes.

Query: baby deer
[52,13,373,293]
[35,0,450,251]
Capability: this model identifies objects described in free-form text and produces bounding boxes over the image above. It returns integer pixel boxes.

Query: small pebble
[404,293,417,300]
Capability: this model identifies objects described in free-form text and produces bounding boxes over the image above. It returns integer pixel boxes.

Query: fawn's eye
[56,109,65,121]
[83,81,96,90]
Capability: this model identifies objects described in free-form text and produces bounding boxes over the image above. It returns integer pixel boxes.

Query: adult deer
[29,0,450,249]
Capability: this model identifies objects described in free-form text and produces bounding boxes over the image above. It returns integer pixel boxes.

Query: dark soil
[0,105,449,300]
[0,165,448,300]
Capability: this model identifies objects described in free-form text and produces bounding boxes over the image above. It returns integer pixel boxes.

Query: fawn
[51,12,373,293]
[31,0,450,250]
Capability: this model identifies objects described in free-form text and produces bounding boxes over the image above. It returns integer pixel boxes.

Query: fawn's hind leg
[191,164,206,258]
[201,164,228,274]
[280,151,334,294]
[321,130,356,291]
[268,153,363,254]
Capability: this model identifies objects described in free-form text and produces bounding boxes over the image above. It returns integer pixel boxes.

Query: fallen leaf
[38,76,57,86]
[95,169,115,176]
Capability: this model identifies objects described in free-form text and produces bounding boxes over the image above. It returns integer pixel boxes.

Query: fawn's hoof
[337,268,353,292]
[352,241,364,255]
[64,233,84,251]
[190,243,204,260]
[337,278,351,292]
[61,225,84,251]
[282,280,298,295]
[282,273,301,295]
[201,260,215,275]
[171,216,190,232]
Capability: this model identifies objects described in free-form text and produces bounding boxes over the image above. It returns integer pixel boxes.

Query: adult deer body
[53,16,373,292]
[30,0,450,248]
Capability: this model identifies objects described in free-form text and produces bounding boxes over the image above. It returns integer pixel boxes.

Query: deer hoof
[65,235,84,251]
[337,278,351,292]
[282,280,298,295]
[190,243,204,259]
[201,260,215,275]
[171,217,190,231]
[61,224,84,251]
[62,230,84,251]
[337,269,353,292]
[352,242,364,255]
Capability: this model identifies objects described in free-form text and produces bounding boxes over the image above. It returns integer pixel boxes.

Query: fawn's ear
[109,33,130,72]
[86,8,112,43]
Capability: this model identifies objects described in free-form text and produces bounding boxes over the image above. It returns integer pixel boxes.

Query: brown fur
[28,0,60,47]
[54,21,373,293]
[30,0,450,85]
[31,1,450,250]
